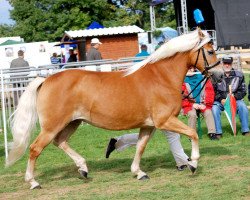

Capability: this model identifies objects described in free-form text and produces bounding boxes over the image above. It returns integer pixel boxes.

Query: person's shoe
[215,134,222,139]
[208,133,218,140]
[242,132,250,136]
[176,165,187,171]
[176,158,190,171]
[105,138,117,158]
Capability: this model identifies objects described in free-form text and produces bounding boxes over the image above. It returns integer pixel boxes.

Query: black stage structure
[173,0,250,49]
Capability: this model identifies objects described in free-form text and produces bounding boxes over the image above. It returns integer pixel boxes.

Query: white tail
[6,77,45,167]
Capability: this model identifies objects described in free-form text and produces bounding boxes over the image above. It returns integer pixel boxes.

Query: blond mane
[124,29,211,76]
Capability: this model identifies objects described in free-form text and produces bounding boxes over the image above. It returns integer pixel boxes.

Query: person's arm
[94,51,102,60]
[25,61,29,67]
[203,80,215,107]
[233,76,247,100]
[181,84,193,112]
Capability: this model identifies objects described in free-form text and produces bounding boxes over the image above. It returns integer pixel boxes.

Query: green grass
[0,113,250,200]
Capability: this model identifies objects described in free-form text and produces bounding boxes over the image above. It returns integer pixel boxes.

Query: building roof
[64,25,145,39]
[0,39,24,46]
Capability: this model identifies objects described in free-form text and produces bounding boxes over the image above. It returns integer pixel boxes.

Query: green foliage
[5,0,176,42]
[152,29,162,37]
[8,0,115,42]
[0,24,14,37]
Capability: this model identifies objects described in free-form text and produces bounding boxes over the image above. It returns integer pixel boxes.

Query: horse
[6,29,218,189]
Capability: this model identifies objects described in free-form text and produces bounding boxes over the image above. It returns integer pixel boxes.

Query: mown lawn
[0,112,249,200]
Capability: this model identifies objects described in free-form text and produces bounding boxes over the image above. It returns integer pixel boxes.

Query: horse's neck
[154,53,189,88]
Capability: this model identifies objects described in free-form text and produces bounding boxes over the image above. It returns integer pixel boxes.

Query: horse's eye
[207,50,214,55]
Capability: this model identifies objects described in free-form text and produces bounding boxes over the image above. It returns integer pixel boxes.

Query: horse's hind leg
[131,127,155,180]
[25,130,56,189]
[53,120,88,178]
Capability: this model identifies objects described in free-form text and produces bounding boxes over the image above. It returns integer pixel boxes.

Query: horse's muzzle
[202,60,220,77]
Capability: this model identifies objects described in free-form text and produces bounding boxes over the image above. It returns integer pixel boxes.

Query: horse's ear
[197,27,204,38]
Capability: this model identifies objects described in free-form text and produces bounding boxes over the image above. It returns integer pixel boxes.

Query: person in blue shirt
[50,53,61,64]
[134,44,150,62]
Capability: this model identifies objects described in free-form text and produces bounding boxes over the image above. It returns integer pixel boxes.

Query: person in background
[135,44,150,57]
[67,49,77,62]
[10,50,29,105]
[86,38,102,61]
[182,66,217,140]
[134,44,150,62]
[212,56,250,138]
[10,50,29,69]
[50,52,61,64]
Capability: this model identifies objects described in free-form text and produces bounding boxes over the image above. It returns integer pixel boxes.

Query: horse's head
[190,29,220,77]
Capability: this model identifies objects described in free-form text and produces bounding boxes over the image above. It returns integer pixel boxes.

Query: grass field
[0,113,250,200]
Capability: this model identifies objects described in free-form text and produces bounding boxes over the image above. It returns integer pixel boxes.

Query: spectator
[10,50,29,105]
[10,50,29,69]
[67,49,77,62]
[182,66,217,140]
[136,44,150,57]
[86,38,102,61]
[212,56,250,138]
[50,52,61,64]
[106,131,191,171]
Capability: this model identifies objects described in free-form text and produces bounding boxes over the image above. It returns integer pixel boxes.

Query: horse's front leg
[157,116,200,173]
[131,127,155,180]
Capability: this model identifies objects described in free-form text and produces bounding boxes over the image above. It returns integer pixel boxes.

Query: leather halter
[183,46,220,100]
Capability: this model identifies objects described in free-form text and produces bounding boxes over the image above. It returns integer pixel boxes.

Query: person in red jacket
[182,66,217,140]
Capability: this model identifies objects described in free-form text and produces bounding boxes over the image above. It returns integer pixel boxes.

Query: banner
[224,94,237,136]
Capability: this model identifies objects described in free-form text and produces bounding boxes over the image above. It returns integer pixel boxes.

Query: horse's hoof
[30,185,42,190]
[139,175,150,180]
[188,164,197,174]
[79,170,88,179]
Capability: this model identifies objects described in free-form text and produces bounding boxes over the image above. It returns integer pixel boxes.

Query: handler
[106,131,191,171]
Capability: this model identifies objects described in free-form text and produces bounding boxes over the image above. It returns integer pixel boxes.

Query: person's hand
[199,104,206,110]
[193,103,200,109]
[221,99,226,105]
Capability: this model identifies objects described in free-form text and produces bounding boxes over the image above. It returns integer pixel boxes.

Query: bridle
[183,46,220,100]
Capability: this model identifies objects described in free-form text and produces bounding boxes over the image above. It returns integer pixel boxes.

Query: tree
[0,24,14,37]
[107,0,176,30]
[7,0,175,42]
[8,0,116,42]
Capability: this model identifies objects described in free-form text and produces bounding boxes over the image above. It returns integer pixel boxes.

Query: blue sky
[0,0,15,25]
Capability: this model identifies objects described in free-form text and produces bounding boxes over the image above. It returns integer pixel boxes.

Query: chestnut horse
[7,29,218,189]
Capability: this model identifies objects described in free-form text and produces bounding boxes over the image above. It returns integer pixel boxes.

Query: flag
[224,94,237,136]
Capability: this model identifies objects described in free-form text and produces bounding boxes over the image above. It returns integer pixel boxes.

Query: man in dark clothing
[10,50,29,69]
[67,49,77,62]
[212,56,250,138]
[10,50,29,106]
[86,38,102,61]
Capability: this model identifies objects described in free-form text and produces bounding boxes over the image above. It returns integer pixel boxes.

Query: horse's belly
[80,112,154,131]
